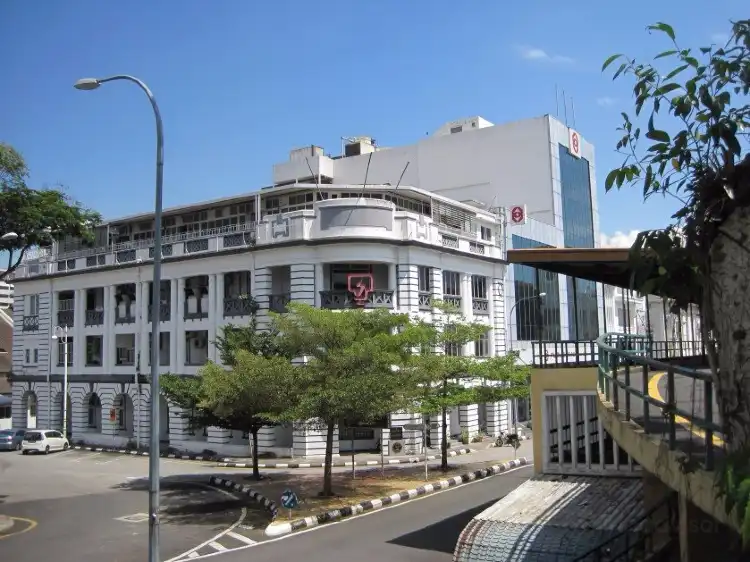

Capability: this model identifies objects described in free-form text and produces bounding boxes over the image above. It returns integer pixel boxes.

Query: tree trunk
[321,420,336,497]
[709,205,750,450]
[441,406,449,471]
[250,427,261,481]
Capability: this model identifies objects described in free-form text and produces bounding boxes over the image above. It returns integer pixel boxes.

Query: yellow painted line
[0,516,38,540]
[649,372,725,446]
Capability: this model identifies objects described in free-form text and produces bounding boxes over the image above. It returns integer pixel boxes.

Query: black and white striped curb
[217,447,475,469]
[208,476,279,518]
[72,445,222,462]
[264,457,531,537]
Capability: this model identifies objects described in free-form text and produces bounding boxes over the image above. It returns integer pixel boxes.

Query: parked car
[0,429,25,451]
[21,429,69,455]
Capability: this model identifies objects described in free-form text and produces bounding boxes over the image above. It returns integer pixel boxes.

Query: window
[471,276,487,299]
[26,294,39,316]
[33,349,38,363]
[57,338,73,366]
[442,271,461,296]
[475,331,491,357]
[87,394,102,428]
[480,226,492,241]
[418,266,432,293]
[86,336,103,366]
[444,325,462,356]
[25,349,30,364]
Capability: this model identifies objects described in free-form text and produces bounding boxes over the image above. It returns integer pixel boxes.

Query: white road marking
[187,553,200,559]
[173,464,533,561]
[226,530,257,545]
[208,542,227,552]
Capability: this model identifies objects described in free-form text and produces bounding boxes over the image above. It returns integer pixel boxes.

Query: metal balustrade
[596,332,721,472]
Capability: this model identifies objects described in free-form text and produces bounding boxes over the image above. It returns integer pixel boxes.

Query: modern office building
[8,179,513,457]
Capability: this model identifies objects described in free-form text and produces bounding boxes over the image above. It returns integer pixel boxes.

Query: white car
[21,429,69,455]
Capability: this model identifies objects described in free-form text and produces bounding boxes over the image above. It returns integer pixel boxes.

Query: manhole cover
[115,513,150,523]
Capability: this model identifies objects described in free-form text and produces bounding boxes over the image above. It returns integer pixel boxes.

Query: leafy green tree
[269,303,419,497]
[602,20,750,543]
[406,302,530,470]
[0,142,101,280]
[160,314,293,479]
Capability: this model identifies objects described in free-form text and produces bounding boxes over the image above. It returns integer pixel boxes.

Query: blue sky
[0,0,744,244]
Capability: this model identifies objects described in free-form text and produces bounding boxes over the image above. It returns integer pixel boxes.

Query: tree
[269,303,419,497]
[160,310,293,480]
[405,302,530,470]
[602,20,750,539]
[0,142,101,281]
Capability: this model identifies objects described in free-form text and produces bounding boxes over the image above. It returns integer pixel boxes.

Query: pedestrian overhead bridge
[454,247,738,561]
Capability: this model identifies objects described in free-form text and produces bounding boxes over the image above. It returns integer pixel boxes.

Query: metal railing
[597,332,721,471]
[573,492,678,561]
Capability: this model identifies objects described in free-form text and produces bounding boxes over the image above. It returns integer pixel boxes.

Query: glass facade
[512,235,561,341]
[559,144,599,340]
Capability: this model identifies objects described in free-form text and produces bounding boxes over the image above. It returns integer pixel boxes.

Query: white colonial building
[8,181,514,458]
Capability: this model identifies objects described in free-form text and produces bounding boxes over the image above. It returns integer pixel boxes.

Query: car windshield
[24,432,43,442]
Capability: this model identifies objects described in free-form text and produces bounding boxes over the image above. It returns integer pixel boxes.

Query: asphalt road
[212,465,534,562]
[0,449,264,562]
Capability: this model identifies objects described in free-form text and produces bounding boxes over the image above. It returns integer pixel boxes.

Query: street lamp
[51,325,70,438]
[507,292,546,432]
[1,232,19,242]
[75,75,164,562]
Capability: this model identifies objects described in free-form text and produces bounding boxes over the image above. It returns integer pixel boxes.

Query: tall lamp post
[51,325,70,437]
[507,292,546,431]
[75,75,164,562]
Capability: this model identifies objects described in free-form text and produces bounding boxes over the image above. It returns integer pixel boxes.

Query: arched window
[88,394,102,429]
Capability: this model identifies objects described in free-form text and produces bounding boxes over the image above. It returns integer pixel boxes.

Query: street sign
[403,423,423,431]
[281,489,299,510]
[510,205,527,225]
[568,128,582,158]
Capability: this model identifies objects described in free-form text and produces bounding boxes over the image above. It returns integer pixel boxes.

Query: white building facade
[8,183,514,458]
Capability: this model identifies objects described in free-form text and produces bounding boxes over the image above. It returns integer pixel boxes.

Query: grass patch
[241,460,502,520]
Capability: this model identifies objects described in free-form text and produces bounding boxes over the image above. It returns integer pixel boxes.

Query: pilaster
[290,264,315,306]
[396,264,419,313]
[208,274,217,362]
[74,288,85,371]
[492,278,506,356]
[459,404,480,438]
[175,278,186,372]
[170,279,178,369]
[254,267,272,329]
[106,286,116,371]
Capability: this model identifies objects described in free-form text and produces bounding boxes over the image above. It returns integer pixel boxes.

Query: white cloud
[600,230,640,248]
[596,96,617,107]
[516,46,575,65]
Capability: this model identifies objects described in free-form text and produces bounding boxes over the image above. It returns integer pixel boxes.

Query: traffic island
[209,457,529,537]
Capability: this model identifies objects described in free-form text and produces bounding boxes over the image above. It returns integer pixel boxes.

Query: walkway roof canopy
[507,247,634,289]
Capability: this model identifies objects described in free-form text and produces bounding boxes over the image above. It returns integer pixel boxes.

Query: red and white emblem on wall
[568,128,582,159]
[510,205,527,225]
[347,273,374,306]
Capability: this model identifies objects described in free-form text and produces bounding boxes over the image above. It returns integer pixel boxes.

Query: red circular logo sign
[571,132,580,155]
[511,206,525,223]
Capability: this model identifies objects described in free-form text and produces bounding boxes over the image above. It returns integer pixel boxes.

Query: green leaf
[646,130,671,142]
[602,54,623,72]
[648,22,676,41]
[654,49,678,60]
[604,168,619,192]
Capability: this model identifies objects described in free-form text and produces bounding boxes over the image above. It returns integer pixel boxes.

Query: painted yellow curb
[648,372,725,447]
[0,515,37,540]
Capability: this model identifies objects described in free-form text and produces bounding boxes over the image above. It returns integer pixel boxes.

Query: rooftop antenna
[571,97,577,128]
[393,161,410,192]
[555,84,560,117]
[562,89,569,126]
[304,156,324,200]
[356,152,374,201]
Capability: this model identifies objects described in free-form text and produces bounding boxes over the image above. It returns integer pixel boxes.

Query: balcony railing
[148,303,171,322]
[472,298,489,315]
[223,297,257,318]
[57,310,74,327]
[443,295,461,309]
[319,290,395,309]
[114,306,135,324]
[269,293,290,313]
[85,310,104,326]
[418,291,432,311]
[184,301,208,321]
[22,315,39,332]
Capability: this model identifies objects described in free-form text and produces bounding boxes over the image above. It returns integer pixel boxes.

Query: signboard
[281,489,299,509]
[389,427,404,440]
[568,128,582,159]
[509,205,527,226]
[109,408,117,423]
[403,423,423,431]
[342,416,389,430]
[347,273,374,306]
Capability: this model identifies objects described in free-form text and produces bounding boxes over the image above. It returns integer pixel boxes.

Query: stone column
[207,274,217,362]
[485,402,507,437]
[388,264,399,309]
[459,404,480,439]
[253,267,272,329]
[74,288,85,371]
[105,286,116,372]
[396,263,419,314]
[175,278,186,372]
[492,278,507,356]
[293,423,339,458]
[290,264,315,305]
[139,282,149,375]
[389,411,423,455]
